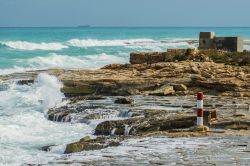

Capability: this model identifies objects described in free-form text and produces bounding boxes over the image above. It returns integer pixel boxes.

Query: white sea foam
[0,53,128,76]
[126,40,196,51]
[0,73,92,165]
[1,41,68,51]
[26,53,88,68]
[0,66,37,75]
[67,38,155,47]
[244,44,250,50]
[25,53,128,69]
[1,38,198,52]
[34,73,64,109]
[67,38,197,51]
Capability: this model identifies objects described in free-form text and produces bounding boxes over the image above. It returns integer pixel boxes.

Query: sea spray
[124,125,132,136]
[0,41,68,51]
[33,73,64,110]
[23,53,127,69]
[67,38,154,47]
[0,73,92,165]
[111,128,117,135]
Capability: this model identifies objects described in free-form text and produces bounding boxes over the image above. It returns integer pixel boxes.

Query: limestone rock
[191,66,201,74]
[201,71,214,79]
[148,86,175,96]
[189,126,209,132]
[234,112,246,117]
[173,84,187,91]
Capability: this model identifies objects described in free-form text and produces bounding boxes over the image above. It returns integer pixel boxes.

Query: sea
[0,27,250,165]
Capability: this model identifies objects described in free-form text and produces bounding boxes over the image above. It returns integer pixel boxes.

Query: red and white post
[197,92,204,126]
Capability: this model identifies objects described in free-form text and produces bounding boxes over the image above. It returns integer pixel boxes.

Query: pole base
[190,126,209,132]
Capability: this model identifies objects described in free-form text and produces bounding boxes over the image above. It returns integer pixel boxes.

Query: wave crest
[67,38,155,47]
[1,41,68,51]
[25,53,128,69]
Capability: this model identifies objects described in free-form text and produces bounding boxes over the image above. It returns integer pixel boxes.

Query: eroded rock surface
[54,61,250,97]
[1,61,249,98]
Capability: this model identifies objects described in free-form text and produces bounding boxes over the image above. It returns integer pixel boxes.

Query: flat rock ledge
[57,61,250,97]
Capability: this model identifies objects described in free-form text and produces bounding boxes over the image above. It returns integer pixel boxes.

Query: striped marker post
[197,92,204,126]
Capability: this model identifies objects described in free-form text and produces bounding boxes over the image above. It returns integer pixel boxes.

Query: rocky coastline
[1,49,250,164]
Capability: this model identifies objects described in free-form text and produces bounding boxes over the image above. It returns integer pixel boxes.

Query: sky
[0,0,250,27]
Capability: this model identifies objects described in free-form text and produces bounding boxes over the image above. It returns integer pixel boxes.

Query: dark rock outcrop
[114,97,134,104]
[94,115,196,136]
[64,136,120,154]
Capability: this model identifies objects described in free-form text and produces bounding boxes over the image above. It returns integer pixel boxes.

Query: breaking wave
[0,66,36,75]
[0,38,198,51]
[67,38,198,51]
[0,73,91,165]
[0,41,68,51]
[67,38,155,47]
[24,53,128,69]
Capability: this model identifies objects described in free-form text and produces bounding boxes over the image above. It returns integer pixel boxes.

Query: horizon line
[1,26,250,28]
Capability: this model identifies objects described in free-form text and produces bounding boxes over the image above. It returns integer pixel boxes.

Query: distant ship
[77,25,91,28]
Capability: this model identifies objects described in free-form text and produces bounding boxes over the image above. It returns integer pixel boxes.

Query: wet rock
[211,121,250,130]
[94,118,141,136]
[114,97,134,104]
[39,144,55,152]
[69,96,105,104]
[94,115,196,136]
[47,111,71,122]
[64,136,120,154]
[17,79,34,85]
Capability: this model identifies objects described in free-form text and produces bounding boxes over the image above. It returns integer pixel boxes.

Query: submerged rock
[17,79,34,85]
[39,144,56,152]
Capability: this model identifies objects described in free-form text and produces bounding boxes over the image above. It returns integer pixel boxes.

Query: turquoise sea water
[1,27,250,165]
[1,27,250,74]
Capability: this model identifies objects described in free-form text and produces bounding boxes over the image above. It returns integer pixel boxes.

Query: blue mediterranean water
[0,27,250,165]
[1,27,250,74]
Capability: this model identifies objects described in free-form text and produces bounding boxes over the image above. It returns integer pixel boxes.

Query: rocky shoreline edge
[1,49,250,160]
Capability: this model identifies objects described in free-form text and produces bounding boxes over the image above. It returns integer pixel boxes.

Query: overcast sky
[0,0,249,27]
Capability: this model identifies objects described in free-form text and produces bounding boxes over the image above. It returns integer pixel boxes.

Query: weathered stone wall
[198,32,244,52]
